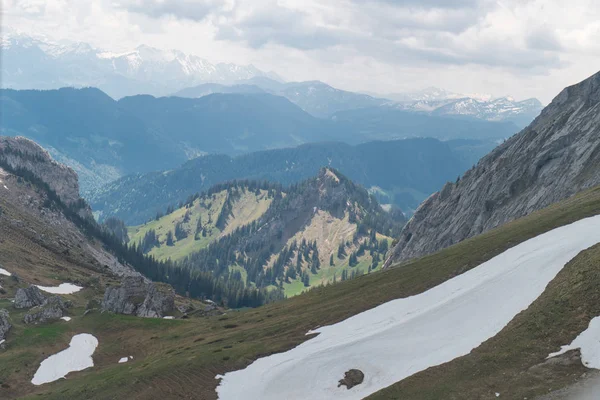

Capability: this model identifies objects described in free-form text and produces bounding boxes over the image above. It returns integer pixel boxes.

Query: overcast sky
[4,0,600,103]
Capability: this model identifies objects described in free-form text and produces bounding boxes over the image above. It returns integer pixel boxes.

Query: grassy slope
[128,189,272,262]
[6,185,600,399]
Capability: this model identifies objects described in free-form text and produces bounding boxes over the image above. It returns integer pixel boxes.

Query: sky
[3,0,600,103]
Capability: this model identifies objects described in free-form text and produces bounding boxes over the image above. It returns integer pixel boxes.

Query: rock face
[102,276,175,318]
[23,296,71,324]
[0,309,11,341]
[14,286,47,309]
[0,136,82,207]
[338,369,365,389]
[387,70,600,265]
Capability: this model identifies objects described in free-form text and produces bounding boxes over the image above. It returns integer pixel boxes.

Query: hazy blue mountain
[177,79,391,118]
[88,138,495,225]
[2,87,513,196]
[330,106,518,141]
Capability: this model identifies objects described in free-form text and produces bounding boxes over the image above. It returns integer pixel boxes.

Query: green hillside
[7,180,600,399]
[129,170,402,299]
[128,186,273,262]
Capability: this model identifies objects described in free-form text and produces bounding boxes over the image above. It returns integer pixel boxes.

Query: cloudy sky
[4,0,600,103]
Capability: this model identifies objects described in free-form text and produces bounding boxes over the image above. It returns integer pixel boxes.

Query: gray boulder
[23,296,71,324]
[14,285,47,309]
[338,369,365,389]
[0,309,11,342]
[102,276,174,318]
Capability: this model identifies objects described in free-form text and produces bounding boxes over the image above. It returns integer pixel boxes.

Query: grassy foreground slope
[7,186,600,399]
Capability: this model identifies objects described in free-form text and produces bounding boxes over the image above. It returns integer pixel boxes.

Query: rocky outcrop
[14,286,47,309]
[23,296,71,324]
[387,70,600,265]
[0,136,82,206]
[338,369,364,389]
[102,276,175,318]
[0,309,11,341]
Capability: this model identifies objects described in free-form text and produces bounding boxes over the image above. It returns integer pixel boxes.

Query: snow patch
[61,317,72,322]
[32,334,98,385]
[547,316,600,369]
[216,215,600,400]
[0,268,11,276]
[118,357,129,364]
[36,283,83,294]
[163,316,174,320]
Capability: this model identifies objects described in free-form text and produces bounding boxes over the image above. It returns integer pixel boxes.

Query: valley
[3,9,600,400]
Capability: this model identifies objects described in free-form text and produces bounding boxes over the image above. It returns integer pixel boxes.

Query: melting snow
[163,316,174,320]
[36,283,83,294]
[547,316,600,369]
[216,215,600,400]
[0,268,11,276]
[61,317,72,322]
[118,357,128,364]
[31,333,98,385]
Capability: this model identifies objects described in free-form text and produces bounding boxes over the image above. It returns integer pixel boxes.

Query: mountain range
[2,31,543,128]
[1,87,514,195]
[1,30,280,99]
[88,138,495,225]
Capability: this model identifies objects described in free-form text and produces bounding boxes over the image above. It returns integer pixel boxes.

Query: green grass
[128,189,272,262]
[7,185,600,399]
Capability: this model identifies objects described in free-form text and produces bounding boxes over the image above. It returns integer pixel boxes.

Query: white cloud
[4,0,600,103]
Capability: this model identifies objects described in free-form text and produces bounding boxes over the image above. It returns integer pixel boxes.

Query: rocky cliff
[0,136,82,206]
[386,71,600,265]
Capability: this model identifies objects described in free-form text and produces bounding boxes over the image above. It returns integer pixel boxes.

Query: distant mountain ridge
[88,138,495,225]
[175,79,391,118]
[397,95,544,128]
[1,31,280,99]
[1,87,514,195]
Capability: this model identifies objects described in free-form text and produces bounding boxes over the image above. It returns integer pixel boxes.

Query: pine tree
[166,231,174,246]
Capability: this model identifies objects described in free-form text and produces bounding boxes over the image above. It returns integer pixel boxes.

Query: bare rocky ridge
[386,70,600,265]
[0,136,83,207]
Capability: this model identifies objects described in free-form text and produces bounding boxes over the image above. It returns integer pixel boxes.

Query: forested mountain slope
[90,138,492,225]
[130,169,405,297]
[387,70,600,265]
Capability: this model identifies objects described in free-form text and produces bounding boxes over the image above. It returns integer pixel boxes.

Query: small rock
[338,369,364,389]
[0,309,11,342]
[14,285,46,309]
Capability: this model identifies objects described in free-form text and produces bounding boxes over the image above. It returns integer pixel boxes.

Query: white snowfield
[36,283,83,294]
[32,333,98,385]
[548,316,600,369]
[61,316,72,322]
[216,215,600,400]
[0,268,11,276]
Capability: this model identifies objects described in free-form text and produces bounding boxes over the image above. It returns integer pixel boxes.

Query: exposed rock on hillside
[0,309,11,341]
[14,286,47,309]
[338,369,365,389]
[387,70,600,265]
[0,136,83,207]
[23,296,71,324]
[102,276,175,318]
